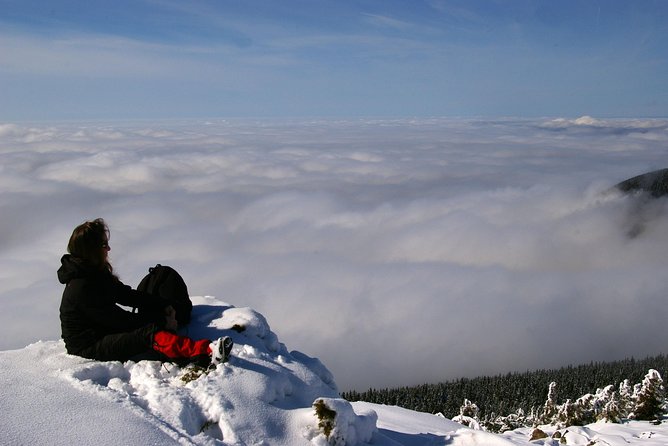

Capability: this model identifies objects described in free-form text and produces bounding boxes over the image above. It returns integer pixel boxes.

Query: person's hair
[67,218,113,274]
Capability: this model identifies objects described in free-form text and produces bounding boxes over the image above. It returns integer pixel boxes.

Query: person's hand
[164,305,176,318]
[164,305,178,331]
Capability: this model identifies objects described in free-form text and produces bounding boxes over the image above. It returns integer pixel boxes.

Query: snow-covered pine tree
[574,393,596,425]
[452,399,482,430]
[593,385,621,423]
[460,398,479,418]
[555,399,581,428]
[600,395,623,423]
[526,406,539,428]
[630,369,665,421]
[493,408,527,433]
[539,382,558,425]
[481,412,501,433]
[618,379,634,418]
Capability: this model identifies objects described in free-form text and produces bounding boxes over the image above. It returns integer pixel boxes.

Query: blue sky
[1,0,667,120]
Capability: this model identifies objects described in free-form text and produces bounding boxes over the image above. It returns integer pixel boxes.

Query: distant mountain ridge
[615,168,668,198]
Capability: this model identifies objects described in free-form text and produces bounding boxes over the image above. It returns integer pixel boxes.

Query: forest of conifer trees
[342,354,668,431]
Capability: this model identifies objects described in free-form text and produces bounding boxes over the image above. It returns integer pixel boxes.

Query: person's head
[67,218,112,272]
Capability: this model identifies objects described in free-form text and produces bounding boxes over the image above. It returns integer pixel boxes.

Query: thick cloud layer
[1,117,667,390]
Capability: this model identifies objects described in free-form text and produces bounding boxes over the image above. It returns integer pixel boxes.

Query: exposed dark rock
[529,428,548,441]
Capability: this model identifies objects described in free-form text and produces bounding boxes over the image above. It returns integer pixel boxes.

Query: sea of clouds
[1,116,667,391]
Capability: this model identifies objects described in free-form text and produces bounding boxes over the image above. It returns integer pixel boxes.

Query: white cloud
[540,116,668,133]
[1,117,667,391]
[362,13,415,30]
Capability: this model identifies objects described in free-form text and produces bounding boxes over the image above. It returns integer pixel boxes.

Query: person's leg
[152,330,211,363]
[77,327,232,366]
[78,324,156,361]
[152,331,234,366]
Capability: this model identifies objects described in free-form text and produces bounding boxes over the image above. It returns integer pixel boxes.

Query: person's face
[101,238,110,261]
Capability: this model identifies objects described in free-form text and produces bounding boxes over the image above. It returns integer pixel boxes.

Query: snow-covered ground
[2,296,667,445]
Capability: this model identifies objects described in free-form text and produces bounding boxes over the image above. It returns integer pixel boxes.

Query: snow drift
[1,296,373,445]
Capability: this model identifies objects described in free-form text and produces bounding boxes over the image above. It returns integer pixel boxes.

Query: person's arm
[163,305,178,331]
[109,278,179,331]
[109,277,170,312]
[75,281,148,332]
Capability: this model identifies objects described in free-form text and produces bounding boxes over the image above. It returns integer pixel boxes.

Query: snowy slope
[2,296,668,445]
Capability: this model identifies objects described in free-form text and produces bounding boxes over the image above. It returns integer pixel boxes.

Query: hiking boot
[210,336,234,366]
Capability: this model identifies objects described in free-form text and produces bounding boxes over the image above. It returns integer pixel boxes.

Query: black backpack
[137,264,193,327]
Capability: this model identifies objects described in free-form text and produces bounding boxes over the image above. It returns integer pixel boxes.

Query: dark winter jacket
[58,254,169,356]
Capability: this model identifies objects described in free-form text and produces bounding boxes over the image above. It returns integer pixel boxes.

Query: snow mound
[306,398,377,445]
[59,296,369,445]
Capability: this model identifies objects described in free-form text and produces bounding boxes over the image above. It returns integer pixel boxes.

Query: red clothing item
[153,331,211,359]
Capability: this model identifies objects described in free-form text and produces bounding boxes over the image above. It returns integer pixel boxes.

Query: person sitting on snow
[58,218,232,366]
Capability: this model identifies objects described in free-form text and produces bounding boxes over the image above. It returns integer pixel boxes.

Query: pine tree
[452,399,482,430]
[540,382,558,425]
[574,393,596,425]
[600,395,623,423]
[460,398,479,418]
[618,379,634,418]
[630,369,665,421]
[594,385,621,423]
[555,399,580,428]
[493,408,527,433]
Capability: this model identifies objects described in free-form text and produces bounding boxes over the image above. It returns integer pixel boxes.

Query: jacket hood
[57,254,93,284]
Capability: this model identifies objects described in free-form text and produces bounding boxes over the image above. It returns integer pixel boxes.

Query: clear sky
[1,0,667,121]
